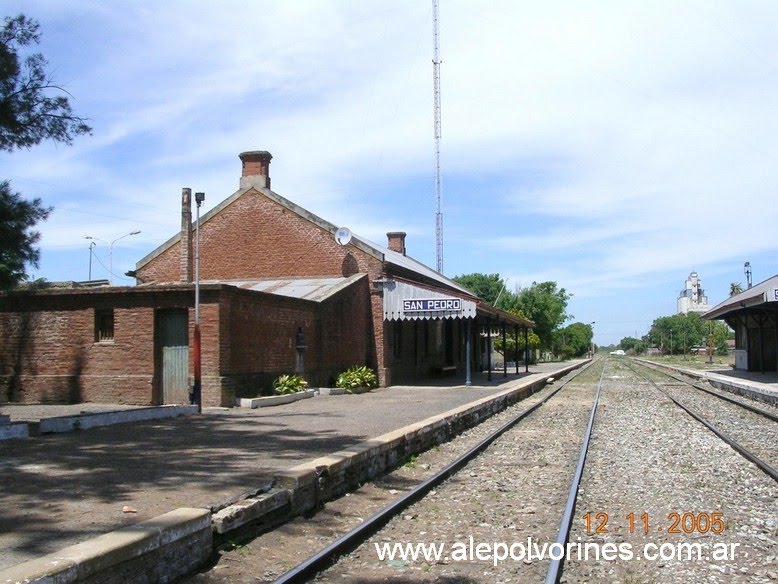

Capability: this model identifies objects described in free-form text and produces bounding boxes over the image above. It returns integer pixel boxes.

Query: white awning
[383,280,476,321]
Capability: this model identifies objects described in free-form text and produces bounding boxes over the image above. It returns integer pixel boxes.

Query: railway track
[634,359,778,423]
[272,359,607,583]
[186,357,776,583]
[564,358,777,583]
[626,359,778,481]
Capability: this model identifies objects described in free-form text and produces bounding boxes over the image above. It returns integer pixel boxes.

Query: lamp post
[83,230,141,284]
[589,321,596,357]
[87,241,95,281]
[192,192,205,413]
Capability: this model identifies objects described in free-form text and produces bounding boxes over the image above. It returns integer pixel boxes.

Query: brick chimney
[387,232,407,256]
[239,150,272,189]
[180,188,193,282]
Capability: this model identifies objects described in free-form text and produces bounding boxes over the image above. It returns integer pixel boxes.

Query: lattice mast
[432,0,443,273]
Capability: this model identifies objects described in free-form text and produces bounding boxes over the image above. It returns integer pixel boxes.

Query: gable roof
[135,183,475,298]
[704,274,778,319]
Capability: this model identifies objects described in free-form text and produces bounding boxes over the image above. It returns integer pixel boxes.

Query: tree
[514,281,572,352]
[555,321,593,359]
[646,312,732,355]
[0,181,49,289]
[0,14,90,289]
[0,15,91,151]
[729,282,743,297]
[494,308,541,363]
[619,336,645,355]
[454,275,573,354]
[453,273,505,306]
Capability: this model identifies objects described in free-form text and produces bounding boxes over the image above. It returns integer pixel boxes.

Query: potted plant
[273,374,309,395]
[336,366,378,394]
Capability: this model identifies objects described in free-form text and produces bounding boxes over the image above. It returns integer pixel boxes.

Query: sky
[1,0,777,346]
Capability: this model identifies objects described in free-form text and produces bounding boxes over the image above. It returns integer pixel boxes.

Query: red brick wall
[137,187,391,386]
[315,275,374,383]
[0,294,159,404]
[219,290,314,398]
[0,280,388,406]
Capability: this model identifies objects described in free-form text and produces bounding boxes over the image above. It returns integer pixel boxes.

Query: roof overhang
[704,275,778,320]
[381,278,534,328]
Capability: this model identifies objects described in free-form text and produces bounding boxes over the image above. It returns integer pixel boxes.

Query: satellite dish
[335,227,352,246]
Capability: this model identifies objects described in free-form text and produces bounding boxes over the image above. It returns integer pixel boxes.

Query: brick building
[0,151,532,406]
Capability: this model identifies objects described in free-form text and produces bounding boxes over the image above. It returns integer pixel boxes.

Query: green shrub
[336,365,378,391]
[272,374,308,395]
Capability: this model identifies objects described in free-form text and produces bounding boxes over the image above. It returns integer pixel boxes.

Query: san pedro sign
[402,298,462,312]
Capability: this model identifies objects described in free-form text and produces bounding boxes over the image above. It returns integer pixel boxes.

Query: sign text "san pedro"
[402,298,462,312]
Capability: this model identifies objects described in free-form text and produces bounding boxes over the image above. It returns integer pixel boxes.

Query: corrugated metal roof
[202,274,364,302]
[351,234,475,297]
[705,274,778,319]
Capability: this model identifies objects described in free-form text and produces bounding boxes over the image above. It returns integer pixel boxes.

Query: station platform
[636,358,778,405]
[0,360,585,573]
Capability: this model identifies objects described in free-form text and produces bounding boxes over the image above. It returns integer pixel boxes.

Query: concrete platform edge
[0,508,211,584]
[635,358,778,406]
[222,360,587,535]
[37,405,199,434]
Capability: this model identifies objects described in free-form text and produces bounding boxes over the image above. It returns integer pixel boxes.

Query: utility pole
[432,0,443,273]
[88,241,95,280]
[193,191,205,413]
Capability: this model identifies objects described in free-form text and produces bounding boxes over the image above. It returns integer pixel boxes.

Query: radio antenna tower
[432,0,443,273]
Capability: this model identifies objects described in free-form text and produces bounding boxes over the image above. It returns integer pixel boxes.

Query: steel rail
[273,360,600,584]
[627,362,778,483]
[633,360,778,423]
[544,357,606,584]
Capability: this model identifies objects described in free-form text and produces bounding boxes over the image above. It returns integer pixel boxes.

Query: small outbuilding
[0,151,533,407]
[704,275,778,372]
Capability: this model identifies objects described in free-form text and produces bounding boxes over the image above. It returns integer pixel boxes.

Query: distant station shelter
[704,275,778,373]
[0,151,533,407]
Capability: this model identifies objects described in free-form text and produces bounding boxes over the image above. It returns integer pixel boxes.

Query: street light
[589,321,596,357]
[87,241,96,281]
[83,230,141,284]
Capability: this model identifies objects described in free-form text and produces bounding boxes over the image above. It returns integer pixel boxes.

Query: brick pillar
[180,188,193,282]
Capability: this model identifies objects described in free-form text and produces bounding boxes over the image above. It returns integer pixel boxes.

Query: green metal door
[159,310,189,404]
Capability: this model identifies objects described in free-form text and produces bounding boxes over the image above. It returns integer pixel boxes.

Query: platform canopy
[383,279,477,321]
[704,275,778,320]
[381,278,534,330]
[705,274,778,373]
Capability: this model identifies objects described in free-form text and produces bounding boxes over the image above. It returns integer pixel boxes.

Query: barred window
[95,309,114,342]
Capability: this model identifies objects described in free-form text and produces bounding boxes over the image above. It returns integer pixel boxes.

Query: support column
[758,313,765,374]
[524,326,529,373]
[514,325,519,375]
[502,324,507,378]
[487,319,492,382]
[465,318,472,387]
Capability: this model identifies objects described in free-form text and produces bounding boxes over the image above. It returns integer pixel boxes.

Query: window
[95,309,114,342]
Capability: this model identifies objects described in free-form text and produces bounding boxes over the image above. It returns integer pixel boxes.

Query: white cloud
[1,0,777,343]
